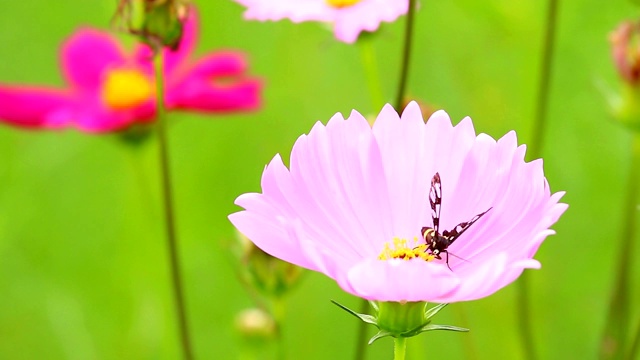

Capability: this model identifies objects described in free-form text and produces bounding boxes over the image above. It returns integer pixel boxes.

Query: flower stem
[600,131,640,359]
[517,1,559,359]
[528,0,559,161]
[153,52,194,360]
[394,337,407,360]
[272,297,286,360]
[394,0,417,111]
[353,299,370,360]
[629,317,640,360]
[359,39,385,111]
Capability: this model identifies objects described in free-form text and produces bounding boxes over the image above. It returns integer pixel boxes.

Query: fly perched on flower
[421,172,491,270]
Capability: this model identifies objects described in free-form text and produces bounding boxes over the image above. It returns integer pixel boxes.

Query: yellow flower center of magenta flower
[325,0,361,8]
[378,237,435,262]
[102,69,153,110]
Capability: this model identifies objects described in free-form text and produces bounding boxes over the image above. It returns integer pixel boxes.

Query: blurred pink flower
[0,10,262,133]
[235,0,408,43]
[229,102,567,302]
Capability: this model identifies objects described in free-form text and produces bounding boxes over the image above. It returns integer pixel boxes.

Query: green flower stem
[353,299,370,360]
[153,52,194,360]
[359,39,385,111]
[630,317,640,360]
[601,132,640,359]
[272,297,286,360]
[394,337,407,360]
[394,0,417,111]
[518,1,559,359]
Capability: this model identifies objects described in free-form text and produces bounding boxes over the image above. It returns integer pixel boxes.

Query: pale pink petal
[231,103,567,303]
[236,0,408,43]
[333,0,408,43]
[344,258,461,302]
[61,29,127,92]
[236,0,332,23]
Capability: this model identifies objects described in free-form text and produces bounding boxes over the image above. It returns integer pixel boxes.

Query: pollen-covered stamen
[325,0,361,8]
[378,237,435,262]
[101,68,153,110]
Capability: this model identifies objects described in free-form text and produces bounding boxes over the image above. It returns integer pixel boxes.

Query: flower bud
[235,231,304,298]
[610,20,640,131]
[611,21,640,85]
[235,308,276,341]
[113,0,189,51]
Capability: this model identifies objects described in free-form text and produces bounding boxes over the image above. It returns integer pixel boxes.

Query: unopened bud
[235,308,276,340]
[235,230,304,298]
[611,21,640,85]
[113,0,190,51]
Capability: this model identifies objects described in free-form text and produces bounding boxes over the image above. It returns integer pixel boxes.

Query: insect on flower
[422,172,491,270]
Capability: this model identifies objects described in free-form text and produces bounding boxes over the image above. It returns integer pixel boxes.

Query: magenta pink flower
[235,0,408,43]
[0,10,261,133]
[229,102,568,303]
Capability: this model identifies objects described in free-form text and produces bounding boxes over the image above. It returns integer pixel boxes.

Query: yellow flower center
[101,69,153,110]
[378,237,435,262]
[325,0,361,8]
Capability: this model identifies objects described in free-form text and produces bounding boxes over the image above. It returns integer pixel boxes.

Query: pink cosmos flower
[229,102,568,303]
[0,10,261,133]
[235,0,408,43]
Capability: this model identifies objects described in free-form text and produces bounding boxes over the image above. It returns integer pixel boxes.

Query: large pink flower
[229,102,568,303]
[235,0,408,43]
[0,10,261,133]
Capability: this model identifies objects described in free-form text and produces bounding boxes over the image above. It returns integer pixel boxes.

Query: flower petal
[166,52,263,112]
[61,28,127,92]
[0,85,74,128]
[344,258,460,302]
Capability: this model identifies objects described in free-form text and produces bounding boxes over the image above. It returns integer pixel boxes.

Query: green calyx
[112,0,187,52]
[141,1,184,50]
[331,300,468,344]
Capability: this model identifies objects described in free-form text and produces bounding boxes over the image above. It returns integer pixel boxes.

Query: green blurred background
[1,0,639,359]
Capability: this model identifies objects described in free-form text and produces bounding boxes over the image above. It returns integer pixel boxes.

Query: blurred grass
[1,0,640,359]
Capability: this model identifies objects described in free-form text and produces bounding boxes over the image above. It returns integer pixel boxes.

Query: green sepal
[331,300,468,345]
[424,302,448,320]
[418,324,469,333]
[368,330,394,344]
[330,300,377,325]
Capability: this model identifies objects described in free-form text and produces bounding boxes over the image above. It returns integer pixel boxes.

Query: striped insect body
[421,172,491,270]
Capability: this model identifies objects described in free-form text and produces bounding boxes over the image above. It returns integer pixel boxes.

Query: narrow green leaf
[331,300,378,325]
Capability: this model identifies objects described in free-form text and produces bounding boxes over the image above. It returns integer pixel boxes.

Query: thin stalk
[394,337,407,360]
[629,316,640,360]
[394,0,417,111]
[153,52,194,360]
[528,0,559,160]
[359,39,385,111]
[353,299,370,360]
[517,1,559,359]
[272,297,286,360]
[601,132,640,359]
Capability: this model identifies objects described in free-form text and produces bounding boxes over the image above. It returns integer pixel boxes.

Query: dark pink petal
[71,97,155,133]
[166,51,262,112]
[180,52,250,79]
[167,76,262,112]
[61,28,127,92]
[0,85,74,129]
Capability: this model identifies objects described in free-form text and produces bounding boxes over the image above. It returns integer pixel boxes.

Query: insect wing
[429,173,443,234]
[442,207,492,244]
